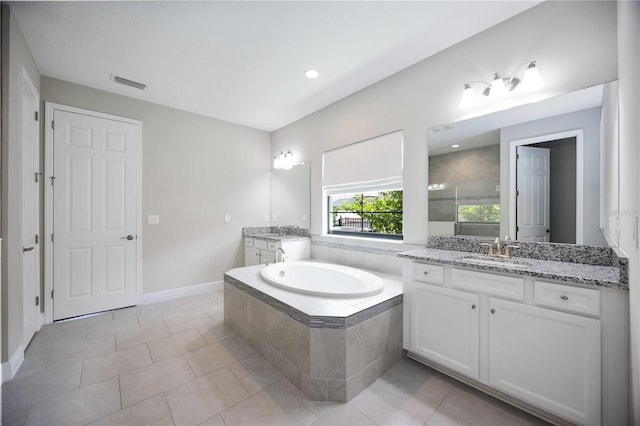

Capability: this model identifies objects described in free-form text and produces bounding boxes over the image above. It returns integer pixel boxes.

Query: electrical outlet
[302,214,307,221]
[224,214,231,223]
[148,215,160,225]
[272,214,278,222]
[264,214,270,222]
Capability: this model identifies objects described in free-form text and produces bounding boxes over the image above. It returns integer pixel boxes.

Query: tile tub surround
[399,246,627,289]
[223,264,403,402]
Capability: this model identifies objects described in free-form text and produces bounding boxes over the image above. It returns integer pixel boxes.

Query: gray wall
[1,6,41,363]
[617,1,640,423]
[41,77,272,296]
[500,107,606,246]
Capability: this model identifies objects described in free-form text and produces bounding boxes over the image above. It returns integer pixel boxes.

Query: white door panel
[21,68,40,347]
[53,110,138,320]
[516,146,550,242]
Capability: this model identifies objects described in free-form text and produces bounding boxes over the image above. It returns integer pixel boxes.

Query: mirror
[270,162,311,229]
[428,81,619,246]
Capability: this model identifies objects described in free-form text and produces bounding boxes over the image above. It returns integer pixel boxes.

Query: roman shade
[323,130,403,195]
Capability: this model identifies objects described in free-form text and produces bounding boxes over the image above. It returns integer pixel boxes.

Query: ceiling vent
[113,75,147,90]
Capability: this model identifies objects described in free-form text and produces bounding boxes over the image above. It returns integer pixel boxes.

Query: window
[457,203,500,223]
[322,130,403,240]
[329,189,403,239]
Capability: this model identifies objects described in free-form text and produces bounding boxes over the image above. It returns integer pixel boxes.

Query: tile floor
[2,290,548,426]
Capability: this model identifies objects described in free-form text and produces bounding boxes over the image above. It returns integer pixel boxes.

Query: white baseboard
[139,280,223,305]
[2,344,25,383]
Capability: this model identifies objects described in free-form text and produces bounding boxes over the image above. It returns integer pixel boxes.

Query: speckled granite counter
[398,247,627,289]
[243,226,310,242]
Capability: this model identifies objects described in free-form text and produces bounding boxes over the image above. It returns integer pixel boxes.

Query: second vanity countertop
[398,247,626,290]
[244,232,310,242]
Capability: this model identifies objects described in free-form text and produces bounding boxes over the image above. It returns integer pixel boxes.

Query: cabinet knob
[423,271,429,275]
[490,308,496,314]
[560,295,569,301]
[471,304,476,310]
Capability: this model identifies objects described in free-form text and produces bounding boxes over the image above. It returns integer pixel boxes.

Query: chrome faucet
[275,247,286,263]
[277,226,285,236]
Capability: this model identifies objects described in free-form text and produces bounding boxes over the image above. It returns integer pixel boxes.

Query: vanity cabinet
[402,261,625,426]
[411,284,480,379]
[244,236,310,266]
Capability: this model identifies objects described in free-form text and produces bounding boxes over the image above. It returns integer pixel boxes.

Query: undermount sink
[459,256,532,270]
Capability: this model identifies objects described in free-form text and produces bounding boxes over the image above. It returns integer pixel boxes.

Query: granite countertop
[243,232,310,242]
[398,247,626,289]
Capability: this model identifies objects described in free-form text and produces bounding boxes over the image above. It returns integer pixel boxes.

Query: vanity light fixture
[428,183,446,191]
[459,61,543,109]
[273,150,295,170]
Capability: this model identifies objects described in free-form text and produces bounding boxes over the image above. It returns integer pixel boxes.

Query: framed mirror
[270,162,311,228]
[427,81,619,247]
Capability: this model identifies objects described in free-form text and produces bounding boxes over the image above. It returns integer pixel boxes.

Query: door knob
[23,246,35,252]
[121,235,134,241]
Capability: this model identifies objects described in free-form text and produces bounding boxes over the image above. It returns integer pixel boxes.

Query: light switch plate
[264,214,270,222]
[302,214,307,221]
[148,215,160,225]
[224,214,231,223]
[272,214,278,222]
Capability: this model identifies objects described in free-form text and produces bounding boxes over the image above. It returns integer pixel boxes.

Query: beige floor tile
[1,400,31,426]
[81,344,153,387]
[47,334,116,368]
[86,316,140,339]
[24,377,120,426]
[137,308,185,327]
[87,394,174,426]
[197,323,235,344]
[26,325,87,353]
[228,354,282,395]
[119,355,195,407]
[166,367,249,425]
[382,357,454,404]
[112,305,142,320]
[198,414,226,425]
[220,381,318,426]
[184,338,251,377]
[165,312,218,334]
[2,361,83,409]
[310,404,375,426]
[116,322,172,349]
[350,375,440,425]
[14,349,51,379]
[147,329,208,362]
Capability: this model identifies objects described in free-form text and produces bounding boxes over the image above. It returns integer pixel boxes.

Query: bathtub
[260,260,384,297]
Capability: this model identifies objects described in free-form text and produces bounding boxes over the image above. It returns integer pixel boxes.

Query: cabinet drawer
[267,241,279,251]
[244,238,254,247]
[412,263,444,285]
[534,281,600,316]
[253,239,268,250]
[452,268,524,301]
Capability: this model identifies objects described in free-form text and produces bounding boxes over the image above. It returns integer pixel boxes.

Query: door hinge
[35,234,39,244]
[51,121,54,130]
[516,153,520,159]
[516,226,520,232]
[51,233,54,243]
[35,296,39,306]
[50,176,56,186]
[516,190,520,196]
[34,111,39,121]
[51,290,54,299]
[34,172,42,183]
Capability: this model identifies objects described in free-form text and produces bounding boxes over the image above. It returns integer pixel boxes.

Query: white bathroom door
[516,146,550,242]
[21,67,40,346]
[52,109,139,320]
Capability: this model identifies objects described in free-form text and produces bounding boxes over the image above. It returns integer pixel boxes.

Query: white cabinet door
[244,247,260,266]
[488,298,600,425]
[411,284,480,379]
[260,251,276,264]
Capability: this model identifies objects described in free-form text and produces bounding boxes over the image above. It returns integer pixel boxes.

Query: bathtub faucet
[275,248,286,263]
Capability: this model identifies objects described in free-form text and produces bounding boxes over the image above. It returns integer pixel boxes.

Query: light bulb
[458,84,478,109]
[490,73,507,98]
[521,62,543,91]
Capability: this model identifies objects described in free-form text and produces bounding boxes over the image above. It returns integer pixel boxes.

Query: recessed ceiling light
[305,69,319,79]
[452,144,460,148]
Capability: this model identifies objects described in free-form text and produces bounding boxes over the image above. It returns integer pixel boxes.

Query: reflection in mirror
[270,162,310,228]
[428,81,619,247]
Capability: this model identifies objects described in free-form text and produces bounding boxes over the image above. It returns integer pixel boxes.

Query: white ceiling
[10,1,540,132]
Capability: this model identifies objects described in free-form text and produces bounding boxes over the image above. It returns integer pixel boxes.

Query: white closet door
[516,146,550,242]
[53,110,139,320]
